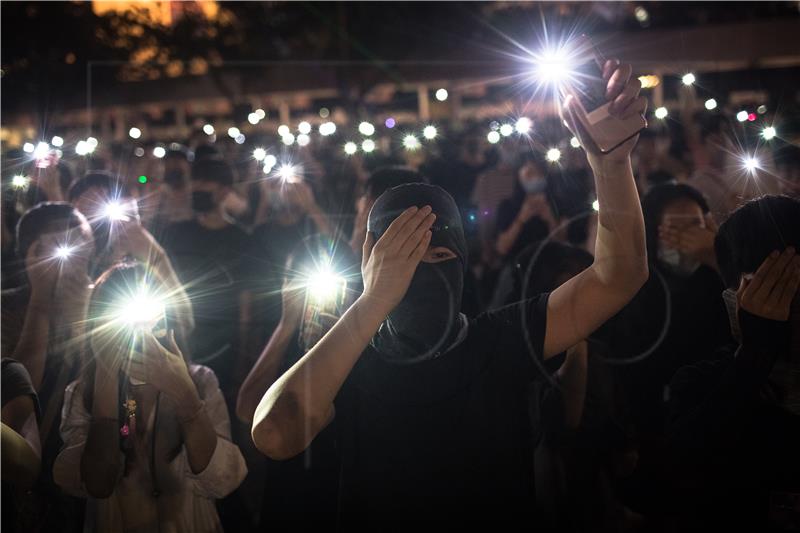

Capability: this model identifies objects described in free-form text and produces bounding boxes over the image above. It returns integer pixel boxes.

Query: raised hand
[658,215,718,268]
[561,59,647,165]
[360,205,435,317]
[737,248,800,321]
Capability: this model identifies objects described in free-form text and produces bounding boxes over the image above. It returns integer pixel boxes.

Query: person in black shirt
[252,60,649,528]
[668,195,800,531]
[159,156,251,399]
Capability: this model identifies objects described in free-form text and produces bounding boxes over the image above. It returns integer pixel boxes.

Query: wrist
[176,385,203,420]
[588,156,632,179]
[354,294,392,330]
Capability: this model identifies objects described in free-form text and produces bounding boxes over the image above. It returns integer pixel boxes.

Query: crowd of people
[2,58,799,532]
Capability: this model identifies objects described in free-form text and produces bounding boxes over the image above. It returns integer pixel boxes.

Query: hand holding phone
[561,36,647,154]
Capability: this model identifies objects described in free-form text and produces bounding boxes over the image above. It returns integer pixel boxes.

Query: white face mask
[658,244,700,277]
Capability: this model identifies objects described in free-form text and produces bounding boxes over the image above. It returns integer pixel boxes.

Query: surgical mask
[191,191,215,213]
[658,244,700,277]
[164,169,186,188]
[371,259,464,364]
[521,179,547,195]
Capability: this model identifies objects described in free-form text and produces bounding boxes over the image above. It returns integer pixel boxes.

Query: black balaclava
[367,183,468,364]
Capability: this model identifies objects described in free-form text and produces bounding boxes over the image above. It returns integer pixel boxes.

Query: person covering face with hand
[251,58,648,529]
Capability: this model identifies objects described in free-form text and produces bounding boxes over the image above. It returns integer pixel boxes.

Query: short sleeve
[1,358,40,420]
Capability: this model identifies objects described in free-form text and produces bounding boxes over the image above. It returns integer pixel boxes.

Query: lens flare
[319,122,336,136]
[742,155,761,174]
[570,136,581,148]
[12,175,29,189]
[402,135,420,151]
[736,110,748,122]
[435,88,448,101]
[422,125,438,140]
[515,117,532,135]
[54,245,74,260]
[23,142,35,153]
[761,126,776,140]
[361,139,376,153]
[153,146,166,158]
[681,73,696,86]
[654,107,668,119]
[546,148,561,163]
[297,134,311,147]
[227,127,240,138]
[51,136,64,147]
[704,98,717,110]
[534,47,571,85]
[344,142,358,155]
[115,288,166,329]
[282,133,295,146]
[203,124,215,135]
[487,131,501,144]
[499,124,514,137]
[129,127,142,139]
[253,148,267,161]
[278,124,290,137]
[359,122,375,136]
[307,268,346,303]
[298,121,312,135]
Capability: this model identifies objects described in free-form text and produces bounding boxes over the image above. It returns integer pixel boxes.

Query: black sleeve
[667,310,790,457]
[1,358,40,421]
[475,292,550,379]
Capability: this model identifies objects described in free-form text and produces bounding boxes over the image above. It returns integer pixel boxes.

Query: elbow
[251,417,301,461]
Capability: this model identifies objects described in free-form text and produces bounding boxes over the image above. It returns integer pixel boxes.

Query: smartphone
[298,277,349,352]
[565,35,647,153]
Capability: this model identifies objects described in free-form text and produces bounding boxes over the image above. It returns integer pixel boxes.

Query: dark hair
[15,202,87,259]
[641,183,710,263]
[514,241,593,300]
[191,156,234,187]
[715,195,800,288]
[68,171,130,203]
[365,166,424,199]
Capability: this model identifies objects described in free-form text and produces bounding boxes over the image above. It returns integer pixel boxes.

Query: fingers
[378,206,420,244]
[609,77,641,116]
[562,96,599,153]
[602,59,620,82]
[382,206,433,253]
[605,63,632,102]
[410,230,432,263]
[774,257,800,311]
[399,212,436,258]
[164,329,180,355]
[744,248,792,306]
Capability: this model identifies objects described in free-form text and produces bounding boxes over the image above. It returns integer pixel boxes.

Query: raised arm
[544,61,649,357]
[251,206,436,459]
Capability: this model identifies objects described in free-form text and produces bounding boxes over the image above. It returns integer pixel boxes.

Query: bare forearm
[252,296,384,458]
[496,220,523,257]
[591,158,648,288]
[13,293,52,390]
[179,399,217,474]
[237,320,295,424]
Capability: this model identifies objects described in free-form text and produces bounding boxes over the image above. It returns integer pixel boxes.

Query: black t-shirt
[334,294,550,529]
[496,198,550,260]
[159,220,251,386]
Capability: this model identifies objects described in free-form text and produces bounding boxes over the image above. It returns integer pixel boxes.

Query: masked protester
[668,195,800,531]
[1,202,94,533]
[238,235,359,530]
[158,156,252,400]
[250,58,650,531]
[53,262,247,533]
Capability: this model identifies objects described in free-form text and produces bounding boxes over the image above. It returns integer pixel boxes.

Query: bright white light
[403,135,420,151]
[51,136,64,147]
[255,108,266,120]
[23,142,35,153]
[235,134,246,145]
[736,110,748,122]
[546,148,561,163]
[54,245,73,261]
[278,124,290,137]
[535,47,570,84]
[570,136,581,148]
[253,148,267,161]
[128,127,142,139]
[435,88,448,102]
[742,155,761,173]
[515,117,532,135]
[344,142,358,155]
[104,201,128,221]
[277,164,300,183]
[264,154,277,169]
[499,124,514,137]
[592,199,600,212]
[33,142,50,159]
[655,107,668,120]
[86,137,98,148]
[153,146,166,158]
[298,121,312,135]
[361,139,376,153]
[297,134,310,147]
[704,98,717,110]
[75,141,89,156]
[422,125,438,140]
[681,73,696,86]
[358,122,375,136]
[319,122,336,136]
[116,288,165,328]
[635,6,649,22]
[307,269,345,303]
[487,131,501,144]
[248,113,259,125]
[281,133,295,146]
[227,127,240,138]
[12,175,29,189]
[761,126,777,141]
[203,124,215,135]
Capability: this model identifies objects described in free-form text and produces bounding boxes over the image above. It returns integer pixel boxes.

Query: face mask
[371,259,464,364]
[658,244,700,277]
[191,191,215,213]
[164,169,186,188]
[521,179,547,195]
